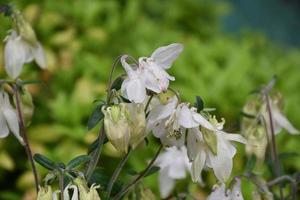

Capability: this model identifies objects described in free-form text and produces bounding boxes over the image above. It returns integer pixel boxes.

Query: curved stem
[86,124,106,181]
[168,87,181,103]
[14,85,39,192]
[107,149,132,197]
[265,94,284,200]
[107,55,122,102]
[113,144,163,200]
[144,95,154,113]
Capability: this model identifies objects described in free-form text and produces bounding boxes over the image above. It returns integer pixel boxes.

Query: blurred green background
[0,0,300,199]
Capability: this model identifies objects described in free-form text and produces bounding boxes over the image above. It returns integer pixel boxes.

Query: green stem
[14,85,39,192]
[107,149,132,197]
[113,144,163,200]
[86,124,106,181]
[144,95,154,113]
[58,170,64,200]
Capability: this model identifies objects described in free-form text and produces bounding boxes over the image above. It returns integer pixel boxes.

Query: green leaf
[144,166,160,177]
[67,155,90,169]
[87,102,105,130]
[245,154,256,172]
[110,75,125,91]
[89,168,123,196]
[240,111,256,119]
[194,96,204,112]
[33,154,56,170]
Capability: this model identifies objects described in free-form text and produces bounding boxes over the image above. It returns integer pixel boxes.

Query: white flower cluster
[104,43,246,198]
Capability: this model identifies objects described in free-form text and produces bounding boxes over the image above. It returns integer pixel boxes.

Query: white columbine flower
[155,146,191,199]
[147,96,213,147]
[188,116,246,183]
[207,178,243,200]
[0,91,23,144]
[120,43,183,103]
[4,30,46,79]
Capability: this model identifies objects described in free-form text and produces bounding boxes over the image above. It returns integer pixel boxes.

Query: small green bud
[37,185,53,200]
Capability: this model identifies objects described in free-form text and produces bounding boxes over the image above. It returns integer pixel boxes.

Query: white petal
[124,77,146,103]
[193,112,215,130]
[3,107,23,144]
[191,148,206,183]
[33,42,47,69]
[120,55,134,74]
[151,120,166,138]
[4,36,27,79]
[146,96,177,130]
[151,43,184,69]
[223,132,247,144]
[0,113,9,138]
[159,167,175,198]
[273,108,299,135]
[209,135,233,182]
[187,128,201,161]
[177,104,199,128]
[2,93,23,143]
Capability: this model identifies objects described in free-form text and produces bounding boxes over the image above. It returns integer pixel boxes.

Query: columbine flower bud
[74,178,101,200]
[103,104,131,153]
[127,103,146,149]
[37,185,53,200]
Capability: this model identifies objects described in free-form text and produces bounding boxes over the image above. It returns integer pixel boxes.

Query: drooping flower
[207,178,244,200]
[120,43,183,103]
[154,146,191,198]
[188,116,246,183]
[147,96,213,147]
[0,91,23,144]
[4,10,46,79]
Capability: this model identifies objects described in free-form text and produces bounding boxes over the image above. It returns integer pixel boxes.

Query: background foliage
[0,0,299,199]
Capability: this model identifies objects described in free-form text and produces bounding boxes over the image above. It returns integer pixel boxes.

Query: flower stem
[86,124,106,181]
[113,144,163,200]
[107,149,132,197]
[265,94,284,200]
[14,85,39,192]
[58,170,64,200]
